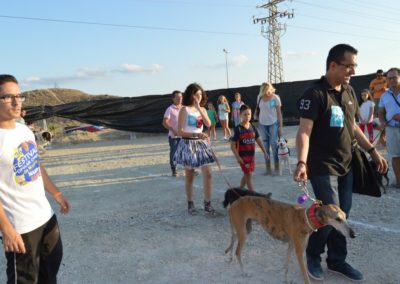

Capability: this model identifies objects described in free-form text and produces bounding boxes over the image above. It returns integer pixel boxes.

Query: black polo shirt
[298,76,359,177]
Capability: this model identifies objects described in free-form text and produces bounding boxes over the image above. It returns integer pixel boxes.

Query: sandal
[188,201,198,215]
[204,201,216,216]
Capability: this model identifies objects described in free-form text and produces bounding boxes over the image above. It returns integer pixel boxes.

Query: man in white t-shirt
[0,74,71,283]
[162,90,182,176]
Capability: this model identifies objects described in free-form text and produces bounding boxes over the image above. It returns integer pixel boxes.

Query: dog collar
[278,151,290,156]
[306,203,324,231]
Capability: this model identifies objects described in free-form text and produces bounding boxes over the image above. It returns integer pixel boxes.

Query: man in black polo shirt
[293,44,387,282]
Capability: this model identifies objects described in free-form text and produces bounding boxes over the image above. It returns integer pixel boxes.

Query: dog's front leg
[293,238,311,284]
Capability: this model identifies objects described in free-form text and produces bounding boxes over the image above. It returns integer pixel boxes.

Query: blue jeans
[306,169,353,265]
[258,122,279,163]
[169,137,181,172]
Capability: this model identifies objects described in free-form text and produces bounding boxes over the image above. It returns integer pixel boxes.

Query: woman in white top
[254,82,283,175]
[358,89,375,143]
[174,83,215,215]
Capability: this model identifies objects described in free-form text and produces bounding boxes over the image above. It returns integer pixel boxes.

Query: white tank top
[183,107,203,134]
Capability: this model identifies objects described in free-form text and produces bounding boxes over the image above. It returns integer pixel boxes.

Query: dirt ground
[1,126,399,284]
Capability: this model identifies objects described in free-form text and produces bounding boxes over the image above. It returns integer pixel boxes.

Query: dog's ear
[315,207,326,220]
[285,138,288,143]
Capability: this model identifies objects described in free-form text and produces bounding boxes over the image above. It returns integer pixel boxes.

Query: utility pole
[222,48,229,89]
[253,1,293,84]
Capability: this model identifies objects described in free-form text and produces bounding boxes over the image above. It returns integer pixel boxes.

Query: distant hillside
[22,88,117,107]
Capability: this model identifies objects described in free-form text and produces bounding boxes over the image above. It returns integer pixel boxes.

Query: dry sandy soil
[1,126,399,284]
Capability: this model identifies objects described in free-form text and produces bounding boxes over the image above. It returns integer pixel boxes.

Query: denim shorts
[386,126,400,158]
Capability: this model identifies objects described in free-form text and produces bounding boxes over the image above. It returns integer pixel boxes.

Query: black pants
[5,215,63,284]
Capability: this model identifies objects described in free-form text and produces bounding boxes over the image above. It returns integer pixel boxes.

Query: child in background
[218,95,231,140]
[206,102,218,141]
[231,92,244,127]
[230,104,268,191]
[359,89,375,143]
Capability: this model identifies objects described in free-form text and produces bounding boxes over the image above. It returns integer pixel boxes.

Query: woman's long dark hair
[182,83,208,107]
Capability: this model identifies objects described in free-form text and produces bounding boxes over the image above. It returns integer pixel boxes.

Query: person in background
[173,83,215,215]
[378,67,400,188]
[230,104,268,191]
[0,74,71,283]
[206,102,218,141]
[162,90,183,177]
[369,69,387,114]
[231,92,244,127]
[294,44,387,282]
[217,95,231,140]
[255,82,283,175]
[358,89,375,143]
[16,108,26,124]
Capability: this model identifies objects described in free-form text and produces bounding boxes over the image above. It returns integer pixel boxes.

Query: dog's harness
[305,203,324,232]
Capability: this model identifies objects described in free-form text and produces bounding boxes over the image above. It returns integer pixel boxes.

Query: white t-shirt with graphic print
[0,123,53,234]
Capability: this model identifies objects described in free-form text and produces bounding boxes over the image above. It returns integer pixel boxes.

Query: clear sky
[2,0,399,97]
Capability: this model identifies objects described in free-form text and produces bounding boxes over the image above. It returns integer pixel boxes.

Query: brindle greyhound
[225,196,355,284]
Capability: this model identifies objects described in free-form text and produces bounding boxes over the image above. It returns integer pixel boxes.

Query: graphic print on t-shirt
[269,99,277,108]
[188,113,203,128]
[13,140,41,185]
[330,106,344,127]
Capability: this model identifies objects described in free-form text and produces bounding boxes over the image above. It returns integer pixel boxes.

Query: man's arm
[162,117,177,136]
[41,166,70,214]
[0,203,26,253]
[293,118,313,182]
[378,106,386,126]
[354,122,388,173]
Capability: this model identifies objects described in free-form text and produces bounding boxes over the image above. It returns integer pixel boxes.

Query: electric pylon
[253,1,294,83]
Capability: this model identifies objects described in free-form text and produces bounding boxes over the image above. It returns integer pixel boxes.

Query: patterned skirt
[173,138,215,169]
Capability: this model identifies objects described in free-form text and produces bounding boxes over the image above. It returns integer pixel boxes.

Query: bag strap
[390,91,400,108]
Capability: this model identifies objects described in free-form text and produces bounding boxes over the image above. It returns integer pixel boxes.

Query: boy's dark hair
[326,44,358,71]
[182,83,207,107]
[239,104,251,113]
[0,74,18,86]
[171,90,181,99]
[377,69,384,74]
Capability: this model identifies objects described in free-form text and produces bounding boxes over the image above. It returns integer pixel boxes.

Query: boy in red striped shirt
[230,104,269,191]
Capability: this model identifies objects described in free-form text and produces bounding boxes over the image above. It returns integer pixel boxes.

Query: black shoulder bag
[344,116,382,197]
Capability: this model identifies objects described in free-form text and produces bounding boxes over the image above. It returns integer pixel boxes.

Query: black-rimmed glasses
[337,62,358,70]
[0,94,27,103]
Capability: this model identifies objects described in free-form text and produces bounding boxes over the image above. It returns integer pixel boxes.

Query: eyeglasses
[0,94,27,103]
[337,62,358,70]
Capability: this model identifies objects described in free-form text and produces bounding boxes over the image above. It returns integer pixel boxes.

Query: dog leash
[210,147,234,190]
[297,181,321,205]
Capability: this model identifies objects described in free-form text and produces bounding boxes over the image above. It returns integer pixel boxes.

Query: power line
[0,14,257,37]
[286,24,400,42]
[296,12,400,35]
[293,0,400,24]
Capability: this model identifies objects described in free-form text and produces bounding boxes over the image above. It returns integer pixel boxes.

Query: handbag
[344,114,382,197]
[351,144,381,197]
[253,97,262,122]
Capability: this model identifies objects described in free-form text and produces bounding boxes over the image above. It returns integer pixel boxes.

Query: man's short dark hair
[0,74,18,86]
[387,67,400,75]
[326,44,358,71]
[377,69,384,74]
[171,90,181,99]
